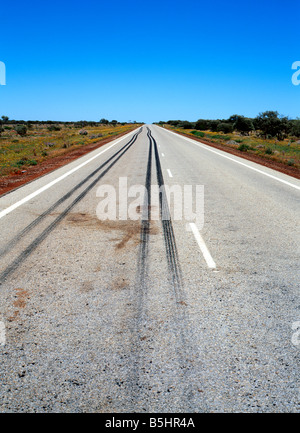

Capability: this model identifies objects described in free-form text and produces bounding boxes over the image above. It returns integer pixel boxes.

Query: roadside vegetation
[0,117,142,177]
[155,111,300,170]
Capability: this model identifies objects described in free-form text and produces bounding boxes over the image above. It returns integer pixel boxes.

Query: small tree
[178,121,194,129]
[195,119,209,130]
[99,118,109,125]
[290,119,300,137]
[234,116,254,135]
[255,111,290,140]
[217,122,234,134]
[209,120,220,132]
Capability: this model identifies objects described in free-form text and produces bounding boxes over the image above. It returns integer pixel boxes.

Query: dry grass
[165,125,300,170]
[0,123,140,177]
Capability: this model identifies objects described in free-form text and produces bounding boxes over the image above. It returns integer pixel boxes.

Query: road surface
[0,125,299,412]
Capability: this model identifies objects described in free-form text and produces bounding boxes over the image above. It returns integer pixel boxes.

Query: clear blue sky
[0,0,299,123]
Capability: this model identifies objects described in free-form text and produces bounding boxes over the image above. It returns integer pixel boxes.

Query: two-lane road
[0,125,299,412]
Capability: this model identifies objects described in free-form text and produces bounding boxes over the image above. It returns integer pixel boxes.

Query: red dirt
[167,129,300,180]
[0,128,137,197]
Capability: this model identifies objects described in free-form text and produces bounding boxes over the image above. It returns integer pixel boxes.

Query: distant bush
[265,147,273,155]
[15,125,27,136]
[167,120,181,127]
[178,121,194,129]
[209,120,219,132]
[195,119,209,130]
[217,122,234,134]
[47,125,61,131]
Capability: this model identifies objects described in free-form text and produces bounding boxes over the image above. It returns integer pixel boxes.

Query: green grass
[190,130,205,137]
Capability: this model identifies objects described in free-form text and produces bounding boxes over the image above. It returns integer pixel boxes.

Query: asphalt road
[0,125,299,413]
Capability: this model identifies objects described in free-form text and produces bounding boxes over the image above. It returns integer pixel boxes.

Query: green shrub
[47,125,61,131]
[15,125,27,136]
[265,147,273,154]
[238,143,250,152]
[211,134,231,141]
[15,158,37,167]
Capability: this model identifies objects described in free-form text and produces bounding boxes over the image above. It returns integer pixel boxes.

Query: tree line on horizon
[155,111,300,140]
[0,117,143,137]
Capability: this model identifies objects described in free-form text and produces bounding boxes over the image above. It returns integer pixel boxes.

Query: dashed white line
[189,223,216,269]
[167,169,173,178]
[0,321,6,346]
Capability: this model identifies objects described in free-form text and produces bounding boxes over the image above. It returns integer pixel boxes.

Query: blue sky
[0,0,299,123]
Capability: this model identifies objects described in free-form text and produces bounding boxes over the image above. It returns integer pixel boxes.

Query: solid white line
[189,223,216,269]
[0,129,138,220]
[161,127,300,191]
[167,169,173,178]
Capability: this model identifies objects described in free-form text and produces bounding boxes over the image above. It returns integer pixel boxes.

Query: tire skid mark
[0,129,142,284]
[149,127,198,411]
[126,129,153,411]
[138,128,153,287]
[128,128,198,411]
[148,127,184,296]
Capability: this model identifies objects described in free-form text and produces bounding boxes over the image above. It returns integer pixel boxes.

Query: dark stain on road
[66,212,158,250]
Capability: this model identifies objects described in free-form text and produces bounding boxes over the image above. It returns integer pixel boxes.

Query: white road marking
[189,223,216,269]
[162,128,300,191]
[0,321,5,346]
[0,129,139,220]
[167,169,173,178]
